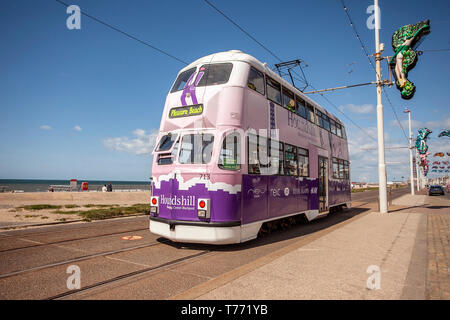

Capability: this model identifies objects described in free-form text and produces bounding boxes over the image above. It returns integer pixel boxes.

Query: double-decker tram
[149,50,351,244]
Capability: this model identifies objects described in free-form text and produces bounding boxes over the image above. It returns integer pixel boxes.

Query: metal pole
[374,0,388,213]
[415,150,420,191]
[407,110,415,195]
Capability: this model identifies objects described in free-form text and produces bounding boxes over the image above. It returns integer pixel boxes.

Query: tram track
[0,215,148,239]
[50,201,377,300]
[1,188,410,300]
[0,239,169,279]
[0,198,382,278]
[0,227,149,253]
[44,250,211,300]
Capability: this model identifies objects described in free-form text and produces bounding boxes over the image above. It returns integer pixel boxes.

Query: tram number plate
[200,174,210,180]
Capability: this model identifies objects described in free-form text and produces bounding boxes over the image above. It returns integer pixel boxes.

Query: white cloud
[347,126,413,182]
[339,104,375,114]
[390,117,450,133]
[103,128,159,155]
[40,125,52,130]
[74,125,82,132]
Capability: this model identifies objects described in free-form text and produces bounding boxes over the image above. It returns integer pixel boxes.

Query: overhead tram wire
[203,0,283,63]
[56,0,378,144]
[308,84,378,143]
[203,0,378,143]
[420,48,450,52]
[340,0,409,143]
[54,0,188,66]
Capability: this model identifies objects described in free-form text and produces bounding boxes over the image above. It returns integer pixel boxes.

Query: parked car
[429,185,445,196]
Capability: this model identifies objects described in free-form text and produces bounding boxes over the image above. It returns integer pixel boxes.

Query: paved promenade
[174,191,449,300]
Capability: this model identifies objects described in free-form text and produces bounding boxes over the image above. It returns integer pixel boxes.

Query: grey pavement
[174,192,445,300]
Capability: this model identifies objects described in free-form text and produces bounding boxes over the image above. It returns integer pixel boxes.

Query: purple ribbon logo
[181,71,204,106]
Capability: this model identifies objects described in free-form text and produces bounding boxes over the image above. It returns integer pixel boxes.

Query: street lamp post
[374,0,388,213]
[415,150,420,191]
[404,108,415,195]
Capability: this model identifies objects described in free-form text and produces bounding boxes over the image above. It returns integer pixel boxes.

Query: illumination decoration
[390,20,430,99]
[438,130,450,137]
[415,128,432,154]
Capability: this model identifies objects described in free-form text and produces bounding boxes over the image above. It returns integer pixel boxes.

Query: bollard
[388,187,392,207]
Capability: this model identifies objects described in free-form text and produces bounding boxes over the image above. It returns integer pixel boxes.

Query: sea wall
[0,191,151,206]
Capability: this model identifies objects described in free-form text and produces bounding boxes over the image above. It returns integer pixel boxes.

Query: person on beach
[102,185,107,192]
[107,182,112,192]
[48,186,54,192]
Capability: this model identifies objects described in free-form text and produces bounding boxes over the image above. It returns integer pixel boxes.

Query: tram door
[318,156,328,212]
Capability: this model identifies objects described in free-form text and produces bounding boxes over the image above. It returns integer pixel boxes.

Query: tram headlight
[197,198,210,219]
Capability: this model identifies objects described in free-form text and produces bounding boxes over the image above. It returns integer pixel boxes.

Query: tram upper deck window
[197,63,233,87]
[316,110,324,127]
[170,67,196,93]
[156,133,179,151]
[330,119,337,135]
[322,114,331,131]
[342,125,347,139]
[247,67,265,95]
[306,104,315,123]
[266,77,281,105]
[336,123,343,137]
[218,132,241,171]
[282,88,295,112]
[179,134,214,164]
[296,97,307,119]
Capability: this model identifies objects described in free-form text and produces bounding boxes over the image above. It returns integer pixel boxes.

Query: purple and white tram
[149,50,351,244]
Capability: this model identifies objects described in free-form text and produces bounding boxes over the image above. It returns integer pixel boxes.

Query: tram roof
[180,50,343,126]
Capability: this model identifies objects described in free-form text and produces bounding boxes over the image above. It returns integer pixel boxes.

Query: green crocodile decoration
[389,20,430,100]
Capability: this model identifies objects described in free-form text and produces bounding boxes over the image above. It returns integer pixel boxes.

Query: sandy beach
[0,191,151,227]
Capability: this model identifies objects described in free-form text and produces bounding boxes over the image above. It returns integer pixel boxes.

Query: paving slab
[173,194,446,300]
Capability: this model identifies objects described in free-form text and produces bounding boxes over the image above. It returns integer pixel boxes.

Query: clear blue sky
[0,0,449,182]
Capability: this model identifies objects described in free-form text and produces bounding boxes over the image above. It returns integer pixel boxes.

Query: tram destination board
[169,104,203,118]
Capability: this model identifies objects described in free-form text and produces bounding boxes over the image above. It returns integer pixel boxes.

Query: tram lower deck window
[284,144,298,176]
[218,132,241,170]
[179,134,214,164]
[298,147,309,177]
[156,133,178,151]
[333,158,339,178]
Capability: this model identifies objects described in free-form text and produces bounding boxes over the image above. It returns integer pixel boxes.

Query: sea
[0,179,151,193]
